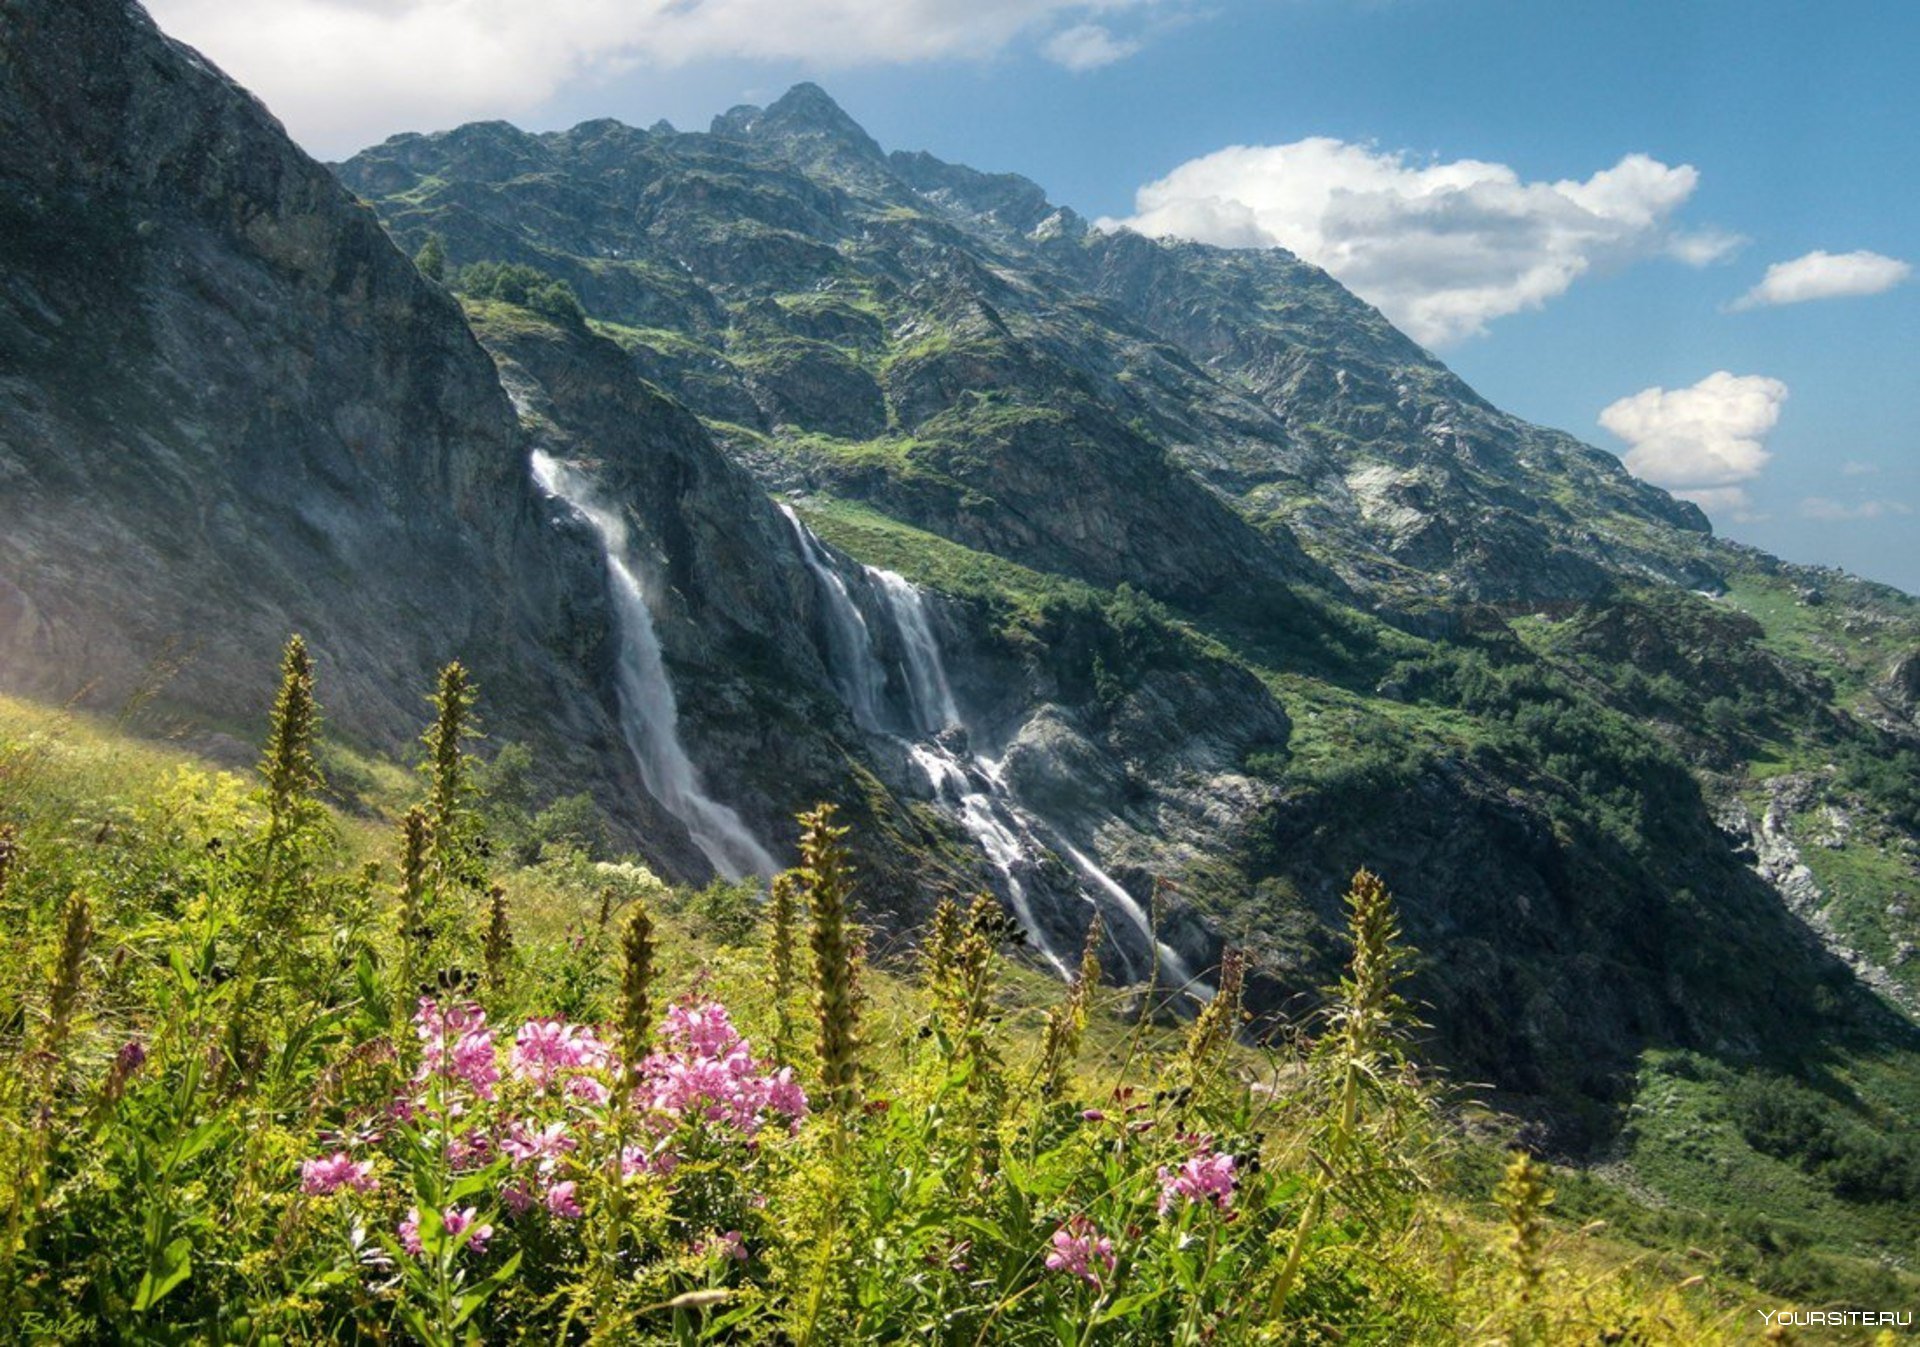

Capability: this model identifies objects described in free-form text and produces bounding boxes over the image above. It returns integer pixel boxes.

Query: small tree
[414,233,447,282]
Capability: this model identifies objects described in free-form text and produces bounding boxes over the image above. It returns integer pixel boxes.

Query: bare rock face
[0,0,618,785]
[1887,650,1920,711]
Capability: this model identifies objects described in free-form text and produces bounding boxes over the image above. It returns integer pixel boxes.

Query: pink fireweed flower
[510,1018,612,1091]
[1044,1216,1116,1288]
[621,1140,681,1180]
[544,1181,584,1219]
[566,1074,613,1108]
[502,1180,536,1217]
[300,1151,377,1196]
[400,1206,494,1256]
[413,999,499,1101]
[1157,1147,1237,1216]
[633,1001,808,1137]
[398,1208,422,1256]
[502,1119,576,1173]
[443,1206,493,1252]
[448,1126,494,1169]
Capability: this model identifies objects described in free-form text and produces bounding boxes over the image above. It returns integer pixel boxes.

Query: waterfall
[778,505,889,734]
[1061,844,1201,993]
[781,506,1198,987]
[910,744,1074,978]
[869,568,958,735]
[531,452,776,881]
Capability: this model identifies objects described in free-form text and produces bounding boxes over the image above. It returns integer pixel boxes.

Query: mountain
[4,0,1919,1199]
[334,85,1920,1137]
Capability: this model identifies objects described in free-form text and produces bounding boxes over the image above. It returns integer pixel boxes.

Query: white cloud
[1799,497,1912,522]
[1598,372,1789,522]
[1731,249,1912,310]
[1102,139,1728,345]
[1841,460,1880,477]
[1042,23,1140,70]
[146,0,1155,156]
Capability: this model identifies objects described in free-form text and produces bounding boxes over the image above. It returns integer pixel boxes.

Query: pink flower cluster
[1044,1216,1116,1288]
[634,1002,808,1137]
[414,1000,499,1101]
[307,997,806,1262]
[1156,1145,1237,1216]
[301,1152,377,1196]
[510,1018,613,1103]
[399,1205,493,1256]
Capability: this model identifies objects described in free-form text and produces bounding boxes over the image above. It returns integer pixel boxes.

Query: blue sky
[149,0,1920,591]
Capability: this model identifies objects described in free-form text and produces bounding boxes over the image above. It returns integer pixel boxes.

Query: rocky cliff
[0,0,620,796]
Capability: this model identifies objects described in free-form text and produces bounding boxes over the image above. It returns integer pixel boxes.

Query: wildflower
[509,1018,611,1091]
[927,1238,972,1273]
[103,1039,148,1101]
[1157,1147,1237,1215]
[621,1141,680,1179]
[566,1074,613,1108]
[448,1126,494,1169]
[443,1206,493,1252]
[1044,1216,1116,1288]
[502,1119,576,1173]
[414,999,499,1100]
[401,1206,493,1256]
[544,1181,584,1219]
[635,1001,809,1137]
[301,1152,377,1196]
[502,1181,536,1216]
[1080,1109,1106,1122]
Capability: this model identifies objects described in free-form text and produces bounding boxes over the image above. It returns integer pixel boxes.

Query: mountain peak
[711,82,884,163]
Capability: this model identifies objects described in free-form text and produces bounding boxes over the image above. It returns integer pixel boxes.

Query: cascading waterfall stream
[784,508,1196,987]
[869,568,958,736]
[1061,844,1200,993]
[779,505,889,734]
[532,451,776,881]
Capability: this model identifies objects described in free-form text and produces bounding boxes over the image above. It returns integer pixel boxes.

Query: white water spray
[532,452,776,880]
[1061,844,1201,993]
[869,568,959,735]
[779,505,890,733]
[782,508,1196,985]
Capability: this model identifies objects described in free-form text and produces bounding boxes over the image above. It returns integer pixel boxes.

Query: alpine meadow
[2,0,1918,1341]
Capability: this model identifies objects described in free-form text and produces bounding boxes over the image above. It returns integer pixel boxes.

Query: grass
[0,669,1785,1343]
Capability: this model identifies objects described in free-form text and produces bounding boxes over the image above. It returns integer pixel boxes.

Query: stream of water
[532,452,776,880]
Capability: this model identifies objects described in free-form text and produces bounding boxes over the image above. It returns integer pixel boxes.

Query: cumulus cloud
[1102,139,1732,345]
[1799,497,1912,522]
[1042,23,1140,70]
[1731,249,1912,310]
[146,0,1156,155]
[1598,372,1789,521]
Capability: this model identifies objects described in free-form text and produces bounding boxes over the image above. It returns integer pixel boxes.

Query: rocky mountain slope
[333,85,1920,1135]
[3,0,1918,1195]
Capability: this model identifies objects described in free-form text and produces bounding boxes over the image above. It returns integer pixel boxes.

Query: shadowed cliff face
[0,0,628,801]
